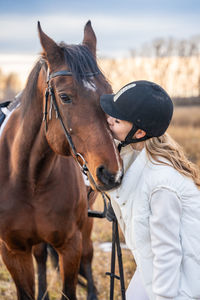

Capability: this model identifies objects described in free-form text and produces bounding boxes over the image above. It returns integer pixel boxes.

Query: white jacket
[109,146,200,300]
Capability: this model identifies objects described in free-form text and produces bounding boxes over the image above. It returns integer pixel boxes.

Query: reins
[43,68,126,300]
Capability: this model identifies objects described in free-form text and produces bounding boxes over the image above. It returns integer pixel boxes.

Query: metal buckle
[76,153,88,175]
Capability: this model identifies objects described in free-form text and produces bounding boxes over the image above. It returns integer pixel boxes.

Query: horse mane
[20,60,47,116]
[59,42,104,83]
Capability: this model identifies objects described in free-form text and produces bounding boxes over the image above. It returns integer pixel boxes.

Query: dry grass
[0,106,199,299]
[169,106,200,166]
[171,106,200,128]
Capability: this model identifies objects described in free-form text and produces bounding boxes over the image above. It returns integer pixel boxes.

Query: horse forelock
[59,42,105,85]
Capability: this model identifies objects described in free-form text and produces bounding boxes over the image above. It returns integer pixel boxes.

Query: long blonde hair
[145,133,200,188]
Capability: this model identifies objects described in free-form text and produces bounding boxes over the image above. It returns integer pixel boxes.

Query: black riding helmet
[100,80,173,151]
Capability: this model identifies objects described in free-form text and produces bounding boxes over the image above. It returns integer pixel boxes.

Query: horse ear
[82,20,97,58]
[37,21,63,69]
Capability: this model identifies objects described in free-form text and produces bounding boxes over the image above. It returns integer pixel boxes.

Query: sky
[1,0,200,57]
[0,0,200,84]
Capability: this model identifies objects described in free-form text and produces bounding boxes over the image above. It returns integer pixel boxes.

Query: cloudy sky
[0,0,200,85]
[1,0,200,57]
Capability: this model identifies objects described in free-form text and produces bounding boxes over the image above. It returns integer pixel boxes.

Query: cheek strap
[117,124,151,152]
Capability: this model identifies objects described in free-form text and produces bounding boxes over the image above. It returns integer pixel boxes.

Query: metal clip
[76,153,88,173]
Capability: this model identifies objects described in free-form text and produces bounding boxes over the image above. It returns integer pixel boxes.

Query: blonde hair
[145,133,200,188]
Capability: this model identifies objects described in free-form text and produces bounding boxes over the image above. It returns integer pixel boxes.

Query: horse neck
[9,67,57,187]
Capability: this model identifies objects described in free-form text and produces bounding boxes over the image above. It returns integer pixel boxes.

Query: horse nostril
[96,165,123,190]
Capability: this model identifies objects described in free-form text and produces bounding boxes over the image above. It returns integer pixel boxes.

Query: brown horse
[0,21,123,300]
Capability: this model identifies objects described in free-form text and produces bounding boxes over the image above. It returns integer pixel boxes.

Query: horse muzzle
[96,165,124,191]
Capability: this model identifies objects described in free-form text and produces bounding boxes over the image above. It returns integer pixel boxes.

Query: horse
[0,21,123,300]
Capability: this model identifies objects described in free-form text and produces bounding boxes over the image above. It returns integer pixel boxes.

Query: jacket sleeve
[149,187,182,300]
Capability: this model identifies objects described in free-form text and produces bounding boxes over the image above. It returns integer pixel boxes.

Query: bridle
[43,68,108,216]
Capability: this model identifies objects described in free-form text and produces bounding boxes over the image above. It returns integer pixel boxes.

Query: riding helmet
[100,80,173,140]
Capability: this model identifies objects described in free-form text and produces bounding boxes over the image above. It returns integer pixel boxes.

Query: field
[0,105,199,299]
[169,106,200,166]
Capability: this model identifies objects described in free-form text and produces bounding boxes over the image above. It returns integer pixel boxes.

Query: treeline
[1,33,200,106]
[100,56,200,100]
[130,36,200,57]
[173,96,200,106]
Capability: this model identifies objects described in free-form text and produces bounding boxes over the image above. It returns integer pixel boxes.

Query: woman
[100,80,200,300]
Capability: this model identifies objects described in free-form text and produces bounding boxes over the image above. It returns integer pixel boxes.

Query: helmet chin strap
[117,124,151,152]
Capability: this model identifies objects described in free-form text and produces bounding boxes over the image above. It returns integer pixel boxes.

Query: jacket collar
[115,147,148,206]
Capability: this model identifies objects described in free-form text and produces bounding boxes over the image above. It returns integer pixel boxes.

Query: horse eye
[59,93,72,104]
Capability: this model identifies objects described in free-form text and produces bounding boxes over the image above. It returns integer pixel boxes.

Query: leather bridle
[43,68,108,217]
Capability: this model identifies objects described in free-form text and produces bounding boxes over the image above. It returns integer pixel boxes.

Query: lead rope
[106,219,126,300]
[44,78,126,300]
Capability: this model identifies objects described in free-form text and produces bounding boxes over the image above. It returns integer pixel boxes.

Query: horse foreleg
[1,242,35,300]
[33,243,49,300]
[57,231,82,300]
[80,218,98,300]
[80,247,98,300]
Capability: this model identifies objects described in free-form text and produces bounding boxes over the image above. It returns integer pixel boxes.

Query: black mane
[20,60,46,116]
[59,42,103,83]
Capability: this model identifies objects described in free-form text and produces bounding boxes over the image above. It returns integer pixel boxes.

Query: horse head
[38,21,123,191]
